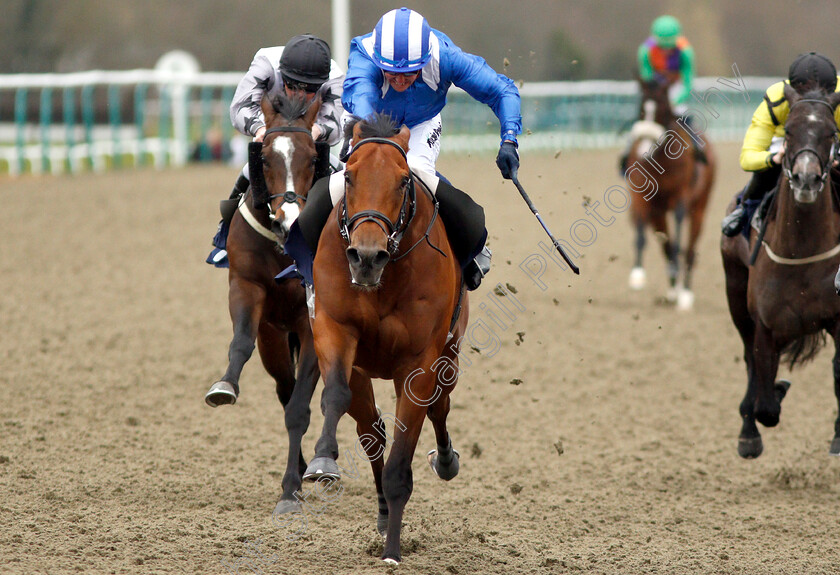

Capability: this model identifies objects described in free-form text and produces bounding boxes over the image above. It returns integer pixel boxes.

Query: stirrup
[721,205,745,237]
[465,246,492,291]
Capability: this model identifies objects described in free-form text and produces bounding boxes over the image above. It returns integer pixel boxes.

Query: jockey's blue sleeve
[442,37,522,140]
[341,44,382,122]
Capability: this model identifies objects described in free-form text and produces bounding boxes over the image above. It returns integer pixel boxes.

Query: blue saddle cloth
[741,197,763,240]
[277,220,313,286]
[206,219,230,268]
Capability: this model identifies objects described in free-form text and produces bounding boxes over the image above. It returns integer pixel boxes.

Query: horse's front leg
[381,366,437,565]
[629,220,647,290]
[345,368,387,535]
[752,322,783,429]
[273,327,321,514]
[206,279,265,406]
[304,317,357,481]
[831,326,840,455]
[651,211,678,299]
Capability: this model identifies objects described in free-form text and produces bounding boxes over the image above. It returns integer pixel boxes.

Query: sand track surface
[3,145,840,574]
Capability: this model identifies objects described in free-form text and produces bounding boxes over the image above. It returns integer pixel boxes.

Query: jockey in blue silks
[284,7,522,291]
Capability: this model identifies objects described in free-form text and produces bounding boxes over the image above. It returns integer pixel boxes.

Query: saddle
[746,187,777,239]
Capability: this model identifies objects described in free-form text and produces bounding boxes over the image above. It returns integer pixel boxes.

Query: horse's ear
[784,82,800,108]
[395,125,410,151]
[304,93,322,129]
[261,94,276,125]
[828,91,840,112]
[352,119,365,143]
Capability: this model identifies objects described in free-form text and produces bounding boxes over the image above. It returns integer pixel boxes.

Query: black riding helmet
[280,34,331,90]
[788,52,837,92]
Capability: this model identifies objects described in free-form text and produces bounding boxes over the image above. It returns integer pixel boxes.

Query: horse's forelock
[270,93,309,122]
[355,113,400,140]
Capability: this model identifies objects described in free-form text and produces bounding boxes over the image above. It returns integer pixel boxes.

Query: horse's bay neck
[770,184,840,257]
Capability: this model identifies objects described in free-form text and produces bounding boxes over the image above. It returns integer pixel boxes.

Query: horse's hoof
[382,556,400,566]
[676,289,694,311]
[775,379,792,402]
[628,267,646,290]
[302,456,340,482]
[427,448,460,481]
[205,381,237,407]
[272,498,301,515]
[738,436,763,459]
[829,436,840,456]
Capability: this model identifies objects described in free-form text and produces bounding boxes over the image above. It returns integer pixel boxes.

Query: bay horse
[206,93,323,511]
[721,84,840,459]
[625,77,716,310]
[303,114,466,565]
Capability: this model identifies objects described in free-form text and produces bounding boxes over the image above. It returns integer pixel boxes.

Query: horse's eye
[344,171,352,186]
[311,155,318,166]
[401,176,410,188]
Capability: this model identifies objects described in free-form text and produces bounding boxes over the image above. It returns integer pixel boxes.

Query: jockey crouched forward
[282,7,522,292]
[207,34,345,267]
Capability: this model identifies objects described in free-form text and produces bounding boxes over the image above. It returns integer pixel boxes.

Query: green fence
[0,71,773,176]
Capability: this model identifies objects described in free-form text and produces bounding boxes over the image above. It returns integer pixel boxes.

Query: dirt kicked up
[2,145,840,574]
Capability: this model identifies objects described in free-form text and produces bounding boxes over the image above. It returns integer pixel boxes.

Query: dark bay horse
[625,78,716,310]
[206,94,322,510]
[721,85,840,458]
[303,114,466,565]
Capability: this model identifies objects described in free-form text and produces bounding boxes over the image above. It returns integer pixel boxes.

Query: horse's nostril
[346,247,361,266]
[271,220,287,239]
[373,250,391,268]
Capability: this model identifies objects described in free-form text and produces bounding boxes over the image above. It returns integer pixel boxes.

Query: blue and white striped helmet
[372,7,432,73]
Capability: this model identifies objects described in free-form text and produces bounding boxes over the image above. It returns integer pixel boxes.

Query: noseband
[338,137,417,256]
[782,99,839,190]
[260,125,313,214]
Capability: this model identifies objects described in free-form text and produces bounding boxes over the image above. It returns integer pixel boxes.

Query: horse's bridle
[782,99,840,190]
[338,137,417,257]
[259,125,314,215]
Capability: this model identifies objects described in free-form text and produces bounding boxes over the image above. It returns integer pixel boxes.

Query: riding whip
[511,169,580,274]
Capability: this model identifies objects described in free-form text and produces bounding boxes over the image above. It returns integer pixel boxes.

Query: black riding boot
[314,142,333,182]
[295,175,334,254]
[220,172,250,223]
[435,179,489,290]
[618,150,629,177]
[721,166,781,237]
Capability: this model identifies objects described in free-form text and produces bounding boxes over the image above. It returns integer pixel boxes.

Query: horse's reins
[339,137,445,260]
[752,98,840,265]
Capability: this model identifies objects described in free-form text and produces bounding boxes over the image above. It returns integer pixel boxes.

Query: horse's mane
[343,113,400,142]
[797,86,831,101]
[268,93,310,123]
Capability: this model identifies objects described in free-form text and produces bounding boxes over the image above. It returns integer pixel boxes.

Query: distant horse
[722,85,840,458]
[206,94,322,510]
[303,114,466,565]
[625,78,716,309]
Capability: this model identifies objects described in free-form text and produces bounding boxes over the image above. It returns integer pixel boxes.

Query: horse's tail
[780,331,827,370]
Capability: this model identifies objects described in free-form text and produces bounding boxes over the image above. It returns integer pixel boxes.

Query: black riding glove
[496,141,519,180]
